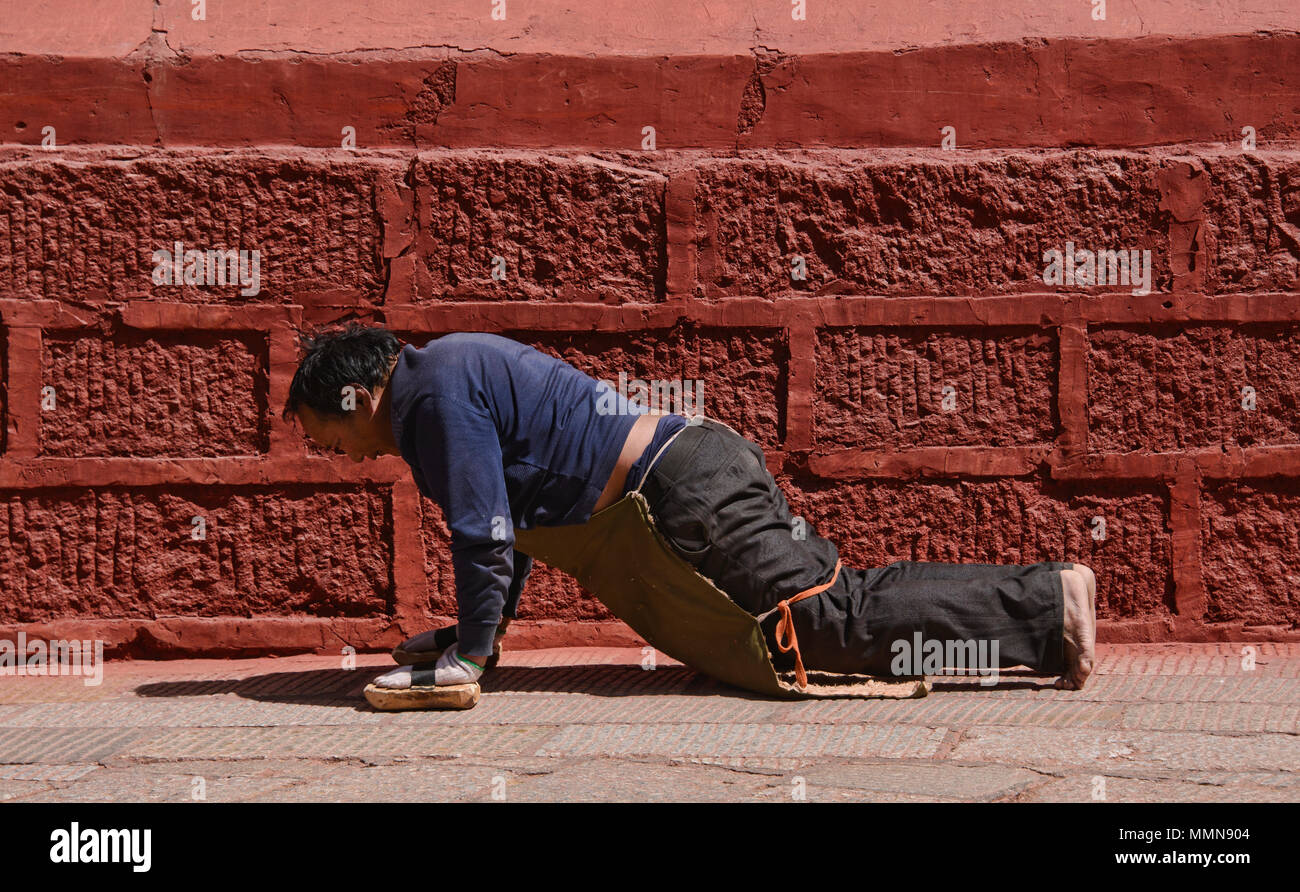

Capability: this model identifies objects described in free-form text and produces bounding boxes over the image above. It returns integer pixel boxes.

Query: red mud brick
[745,35,1300,149]
[778,474,1172,620]
[0,58,157,147]
[434,54,750,150]
[409,153,666,302]
[0,151,397,303]
[815,326,1058,450]
[695,151,1168,297]
[0,486,393,622]
[1088,323,1300,453]
[145,57,461,149]
[1200,153,1300,294]
[516,326,784,449]
[1201,480,1300,626]
[40,330,266,457]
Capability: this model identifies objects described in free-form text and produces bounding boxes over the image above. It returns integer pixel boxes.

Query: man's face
[297,401,386,463]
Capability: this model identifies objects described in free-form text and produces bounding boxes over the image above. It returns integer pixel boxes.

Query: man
[282,324,1097,693]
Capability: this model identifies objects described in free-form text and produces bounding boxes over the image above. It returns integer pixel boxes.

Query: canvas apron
[512,422,928,700]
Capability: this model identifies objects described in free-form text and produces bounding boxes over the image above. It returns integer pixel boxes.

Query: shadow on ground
[129,663,1059,708]
[131,664,742,707]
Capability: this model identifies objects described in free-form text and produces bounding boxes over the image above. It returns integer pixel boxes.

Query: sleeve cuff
[457,621,500,656]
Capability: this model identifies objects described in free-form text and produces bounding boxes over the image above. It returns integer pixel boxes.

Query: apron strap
[631,412,741,495]
[631,425,688,495]
[773,559,842,691]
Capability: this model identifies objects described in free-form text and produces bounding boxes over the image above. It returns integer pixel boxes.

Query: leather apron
[512,420,928,700]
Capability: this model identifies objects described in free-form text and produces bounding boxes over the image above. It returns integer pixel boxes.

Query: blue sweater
[388,332,651,656]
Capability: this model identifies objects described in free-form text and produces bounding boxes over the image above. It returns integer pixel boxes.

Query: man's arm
[411,396,514,663]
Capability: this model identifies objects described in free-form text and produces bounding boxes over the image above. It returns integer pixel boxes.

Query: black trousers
[638,418,1069,677]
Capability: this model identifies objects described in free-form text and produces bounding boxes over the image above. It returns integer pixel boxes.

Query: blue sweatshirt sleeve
[409,395,515,658]
[504,553,532,619]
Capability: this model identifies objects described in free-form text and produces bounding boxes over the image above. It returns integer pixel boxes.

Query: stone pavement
[0,643,1295,803]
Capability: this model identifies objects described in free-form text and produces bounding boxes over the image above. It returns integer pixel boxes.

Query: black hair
[282,323,402,422]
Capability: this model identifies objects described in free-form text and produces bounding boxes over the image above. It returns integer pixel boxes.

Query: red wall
[2,2,1299,655]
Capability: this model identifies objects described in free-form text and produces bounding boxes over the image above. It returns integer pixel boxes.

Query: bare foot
[1055,568,1095,690]
[1070,562,1097,613]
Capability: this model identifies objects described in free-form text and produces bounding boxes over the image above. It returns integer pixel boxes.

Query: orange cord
[772,559,841,690]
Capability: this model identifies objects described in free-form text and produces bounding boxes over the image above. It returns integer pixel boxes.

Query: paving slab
[0,644,1294,802]
[947,727,1300,772]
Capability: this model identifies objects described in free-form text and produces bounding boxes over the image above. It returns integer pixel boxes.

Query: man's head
[282,323,403,462]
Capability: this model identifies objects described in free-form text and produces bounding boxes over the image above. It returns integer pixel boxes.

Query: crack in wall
[736,46,788,139]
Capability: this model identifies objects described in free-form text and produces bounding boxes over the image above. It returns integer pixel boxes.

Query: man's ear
[349,384,380,416]
[338,383,372,414]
